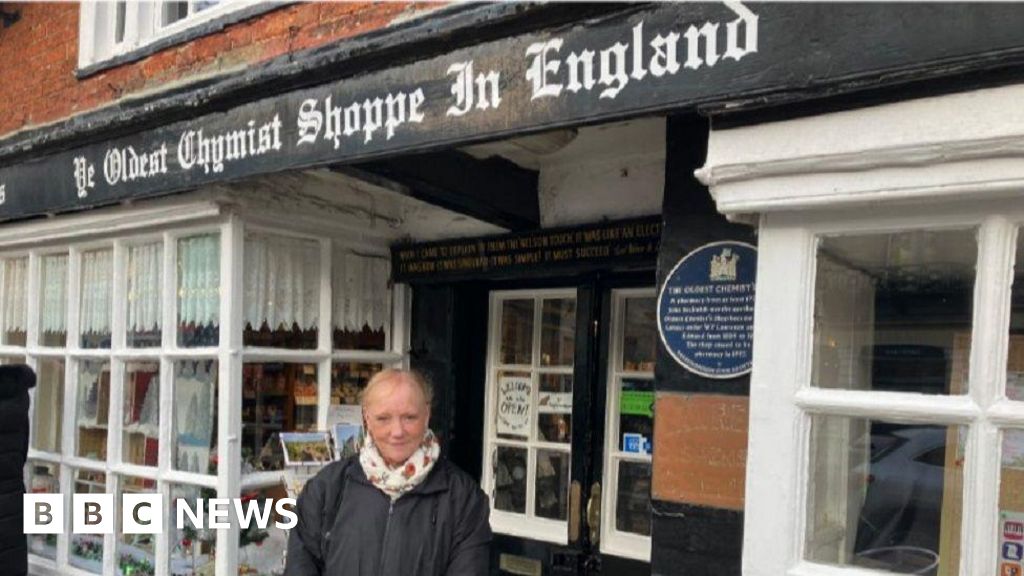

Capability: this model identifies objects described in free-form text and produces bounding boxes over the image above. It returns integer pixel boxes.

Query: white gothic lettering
[296,88,426,148]
[178,115,282,175]
[525,2,757,101]
[103,144,169,186]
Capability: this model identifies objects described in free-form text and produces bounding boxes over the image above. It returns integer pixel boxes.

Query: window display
[122,362,160,467]
[242,363,318,472]
[70,469,108,574]
[116,475,157,576]
[27,461,59,560]
[172,361,218,475]
[76,361,111,461]
[9,223,401,576]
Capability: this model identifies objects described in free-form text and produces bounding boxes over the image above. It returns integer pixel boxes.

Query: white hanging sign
[497,375,532,437]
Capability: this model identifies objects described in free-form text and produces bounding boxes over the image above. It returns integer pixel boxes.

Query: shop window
[75,361,111,461]
[39,253,68,347]
[177,235,220,348]
[70,469,108,574]
[500,299,533,365]
[169,483,217,575]
[116,475,158,576]
[171,360,218,475]
[243,233,319,349]
[1,257,27,346]
[332,250,390,351]
[127,243,163,348]
[26,461,59,561]
[32,359,65,453]
[80,249,113,349]
[813,230,977,395]
[485,292,575,542]
[237,483,290,576]
[0,355,24,365]
[602,291,654,561]
[122,362,160,467]
[805,416,961,573]
[241,363,318,473]
[330,362,382,406]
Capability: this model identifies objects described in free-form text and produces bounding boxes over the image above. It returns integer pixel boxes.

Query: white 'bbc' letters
[24,493,162,534]
[23,494,63,535]
[73,494,114,534]
[123,494,162,534]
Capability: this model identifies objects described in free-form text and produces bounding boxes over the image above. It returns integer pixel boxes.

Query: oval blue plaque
[657,241,757,379]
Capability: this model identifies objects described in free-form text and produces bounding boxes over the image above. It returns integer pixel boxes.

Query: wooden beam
[337,150,540,231]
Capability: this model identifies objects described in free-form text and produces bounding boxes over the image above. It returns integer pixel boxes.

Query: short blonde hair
[360,368,434,407]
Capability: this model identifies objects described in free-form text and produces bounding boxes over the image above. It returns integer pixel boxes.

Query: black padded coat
[285,456,491,576]
[0,365,35,576]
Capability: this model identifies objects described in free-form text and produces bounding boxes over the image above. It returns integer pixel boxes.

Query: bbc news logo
[24,494,297,534]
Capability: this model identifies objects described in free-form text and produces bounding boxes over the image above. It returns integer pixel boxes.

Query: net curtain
[243,233,320,332]
[80,250,113,336]
[1,258,27,334]
[127,243,162,334]
[40,255,69,334]
[178,235,221,328]
[333,251,390,335]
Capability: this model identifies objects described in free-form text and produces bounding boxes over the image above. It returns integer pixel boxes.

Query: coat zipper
[377,499,395,576]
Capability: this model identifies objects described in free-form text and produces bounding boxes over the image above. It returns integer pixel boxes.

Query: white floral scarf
[359,429,440,501]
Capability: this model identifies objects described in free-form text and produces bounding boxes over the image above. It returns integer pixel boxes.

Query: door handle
[568,481,582,543]
[586,482,602,545]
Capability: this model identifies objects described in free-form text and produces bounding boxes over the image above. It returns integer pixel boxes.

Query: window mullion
[317,239,332,430]
[963,421,1002,575]
[748,223,816,573]
[963,217,1016,575]
[970,217,1014,409]
[215,214,243,576]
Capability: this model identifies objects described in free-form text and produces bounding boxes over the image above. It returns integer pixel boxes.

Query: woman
[286,369,491,576]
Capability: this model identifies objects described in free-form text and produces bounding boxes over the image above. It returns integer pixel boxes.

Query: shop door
[481,284,653,576]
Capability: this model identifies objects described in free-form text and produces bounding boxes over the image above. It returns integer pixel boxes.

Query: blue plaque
[657,241,757,379]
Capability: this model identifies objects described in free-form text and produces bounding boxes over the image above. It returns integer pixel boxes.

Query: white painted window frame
[482,288,577,546]
[78,0,266,69]
[9,202,408,576]
[600,287,654,562]
[743,202,1024,576]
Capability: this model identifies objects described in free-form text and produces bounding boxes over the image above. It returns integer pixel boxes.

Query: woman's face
[363,376,431,467]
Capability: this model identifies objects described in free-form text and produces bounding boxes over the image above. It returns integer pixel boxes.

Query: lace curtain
[80,250,113,336]
[40,254,68,334]
[127,243,162,333]
[244,234,320,331]
[333,252,390,333]
[2,258,27,333]
[178,235,220,327]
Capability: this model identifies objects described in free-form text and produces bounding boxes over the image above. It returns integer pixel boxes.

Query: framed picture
[278,432,332,466]
[332,424,363,460]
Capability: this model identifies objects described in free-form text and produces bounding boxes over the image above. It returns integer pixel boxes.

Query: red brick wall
[0,2,439,139]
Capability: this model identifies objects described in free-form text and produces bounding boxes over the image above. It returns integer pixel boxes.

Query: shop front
[702,82,1024,576]
[6,3,1024,576]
